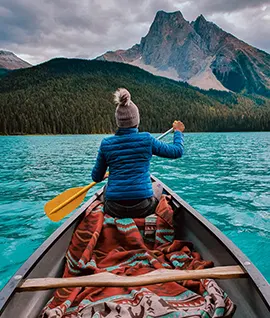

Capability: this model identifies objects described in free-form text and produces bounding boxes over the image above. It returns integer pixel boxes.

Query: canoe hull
[0,177,269,317]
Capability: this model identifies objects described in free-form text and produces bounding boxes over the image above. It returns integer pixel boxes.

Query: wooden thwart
[17,265,246,292]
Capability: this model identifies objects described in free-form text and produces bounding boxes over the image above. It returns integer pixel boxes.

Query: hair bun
[114,88,131,107]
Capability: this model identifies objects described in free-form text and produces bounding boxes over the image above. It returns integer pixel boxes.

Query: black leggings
[104,197,158,218]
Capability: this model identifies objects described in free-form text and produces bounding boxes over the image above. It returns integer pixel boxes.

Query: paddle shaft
[17,265,246,292]
[156,127,173,140]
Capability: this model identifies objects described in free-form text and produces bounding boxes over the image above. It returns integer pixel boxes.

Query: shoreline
[0,130,270,137]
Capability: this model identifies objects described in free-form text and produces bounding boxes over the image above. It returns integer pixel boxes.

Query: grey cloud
[1,0,47,30]
[195,0,269,14]
[0,0,269,65]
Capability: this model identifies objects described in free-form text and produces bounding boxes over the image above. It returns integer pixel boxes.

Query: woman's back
[92,128,153,200]
[92,127,184,201]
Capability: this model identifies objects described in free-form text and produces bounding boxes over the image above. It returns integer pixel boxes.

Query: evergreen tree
[0,58,269,135]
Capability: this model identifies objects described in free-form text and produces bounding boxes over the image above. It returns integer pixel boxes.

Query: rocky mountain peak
[0,50,31,70]
[96,11,270,96]
[0,50,13,56]
[193,14,207,29]
[139,10,205,79]
[198,14,206,21]
[154,10,186,23]
[148,10,189,36]
[193,16,232,54]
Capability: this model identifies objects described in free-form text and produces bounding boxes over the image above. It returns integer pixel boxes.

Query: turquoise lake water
[0,132,269,289]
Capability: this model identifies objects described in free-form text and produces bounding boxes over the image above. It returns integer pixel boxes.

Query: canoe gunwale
[151,175,270,310]
[0,187,104,314]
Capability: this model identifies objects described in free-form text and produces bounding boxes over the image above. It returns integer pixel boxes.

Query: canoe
[0,175,269,317]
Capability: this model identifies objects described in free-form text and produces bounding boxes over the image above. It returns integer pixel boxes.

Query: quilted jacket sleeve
[151,131,184,159]
[91,143,108,182]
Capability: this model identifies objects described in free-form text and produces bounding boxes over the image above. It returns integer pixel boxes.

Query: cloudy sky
[1,0,270,65]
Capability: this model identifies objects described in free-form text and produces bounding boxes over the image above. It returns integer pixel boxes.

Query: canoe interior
[173,205,269,317]
[0,185,269,317]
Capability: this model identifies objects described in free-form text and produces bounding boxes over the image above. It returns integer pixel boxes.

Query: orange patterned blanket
[42,196,235,318]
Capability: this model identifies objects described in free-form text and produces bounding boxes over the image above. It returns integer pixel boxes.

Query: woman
[92,88,184,218]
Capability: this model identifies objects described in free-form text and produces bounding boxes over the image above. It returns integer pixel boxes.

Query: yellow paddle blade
[45,182,96,222]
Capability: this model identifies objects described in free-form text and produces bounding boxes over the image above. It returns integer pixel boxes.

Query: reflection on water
[0,132,269,289]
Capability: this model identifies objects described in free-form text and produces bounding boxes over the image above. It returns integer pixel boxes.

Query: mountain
[0,50,31,70]
[97,11,270,97]
[0,58,269,135]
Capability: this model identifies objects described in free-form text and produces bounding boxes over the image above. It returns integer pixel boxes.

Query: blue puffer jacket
[91,128,184,200]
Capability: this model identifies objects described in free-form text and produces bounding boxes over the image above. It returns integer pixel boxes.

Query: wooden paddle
[45,127,174,221]
[17,265,246,292]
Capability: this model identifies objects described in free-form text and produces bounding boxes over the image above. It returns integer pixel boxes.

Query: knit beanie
[113,88,140,128]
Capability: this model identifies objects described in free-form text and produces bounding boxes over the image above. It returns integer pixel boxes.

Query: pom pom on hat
[113,88,131,107]
[113,88,140,128]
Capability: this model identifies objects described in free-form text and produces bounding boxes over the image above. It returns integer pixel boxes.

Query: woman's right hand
[173,120,185,132]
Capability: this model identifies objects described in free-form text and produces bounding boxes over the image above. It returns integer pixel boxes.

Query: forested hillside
[0,58,269,134]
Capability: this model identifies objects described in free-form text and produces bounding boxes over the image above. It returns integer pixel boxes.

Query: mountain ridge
[97,10,270,97]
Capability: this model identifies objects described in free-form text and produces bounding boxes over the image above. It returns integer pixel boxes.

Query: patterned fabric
[144,214,157,237]
[42,196,235,318]
[91,128,184,200]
